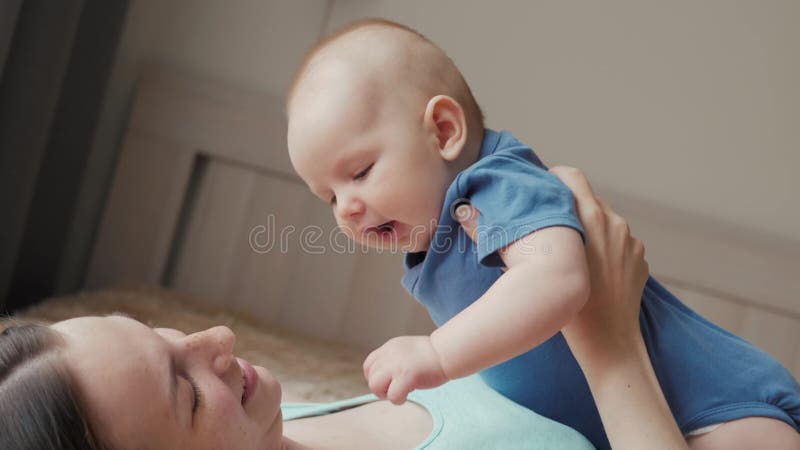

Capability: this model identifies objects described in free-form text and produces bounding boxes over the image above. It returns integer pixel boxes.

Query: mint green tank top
[281,375,594,449]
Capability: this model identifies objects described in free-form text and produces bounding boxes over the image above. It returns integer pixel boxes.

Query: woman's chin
[252,365,285,447]
[255,365,282,405]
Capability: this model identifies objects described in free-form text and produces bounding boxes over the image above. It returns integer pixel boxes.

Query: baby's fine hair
[0,320,110,450]
[288,17,484,134]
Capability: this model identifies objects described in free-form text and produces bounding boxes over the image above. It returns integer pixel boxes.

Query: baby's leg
[686,417,799,450]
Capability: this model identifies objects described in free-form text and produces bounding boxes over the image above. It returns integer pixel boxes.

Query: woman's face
[51,315,284,450]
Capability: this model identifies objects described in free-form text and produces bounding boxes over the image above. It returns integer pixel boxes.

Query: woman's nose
[181,326,236,375]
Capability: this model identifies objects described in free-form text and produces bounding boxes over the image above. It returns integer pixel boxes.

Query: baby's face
[288,68,451,252]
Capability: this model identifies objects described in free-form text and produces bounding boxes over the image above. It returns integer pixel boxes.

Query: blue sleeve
[455,152,585,267]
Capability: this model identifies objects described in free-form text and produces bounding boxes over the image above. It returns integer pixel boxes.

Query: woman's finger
[549,166,606,234]
[549,166,597,203]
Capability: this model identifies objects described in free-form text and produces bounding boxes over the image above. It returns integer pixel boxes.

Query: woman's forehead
[54,316,178,446]
[54,315,167,389]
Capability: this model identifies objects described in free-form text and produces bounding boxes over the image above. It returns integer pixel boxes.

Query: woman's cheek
[206,388,245,424]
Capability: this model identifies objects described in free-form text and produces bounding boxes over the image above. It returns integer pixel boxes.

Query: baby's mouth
[377,221,395,232]
[366,220,396,236]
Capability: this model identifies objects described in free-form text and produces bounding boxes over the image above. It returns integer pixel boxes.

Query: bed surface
[15,289,369,402]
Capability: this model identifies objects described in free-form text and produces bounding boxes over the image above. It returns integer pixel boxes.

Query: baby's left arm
[363,225,589,403]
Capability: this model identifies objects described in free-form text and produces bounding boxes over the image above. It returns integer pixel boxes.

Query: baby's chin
[400,237,432,253]
[346,222,435,253]
[349,235,430,253]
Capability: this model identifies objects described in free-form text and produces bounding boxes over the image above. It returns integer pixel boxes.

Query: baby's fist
[363,336,449,404]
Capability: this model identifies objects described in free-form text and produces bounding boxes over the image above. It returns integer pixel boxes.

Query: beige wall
[79,0,800,256]
[328,0,800,243]
[108,0,328,103]
[85,2,800,368]
[143,0,330,97]
[62,0,330,292]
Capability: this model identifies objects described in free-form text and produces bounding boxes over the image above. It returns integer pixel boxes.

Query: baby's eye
[353,163,373,180]
[329,195,337,206]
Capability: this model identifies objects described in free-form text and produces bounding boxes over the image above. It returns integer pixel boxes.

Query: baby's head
[287,18,483,252]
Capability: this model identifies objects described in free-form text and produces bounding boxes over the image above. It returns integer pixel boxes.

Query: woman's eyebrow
[112,313,182,424]
[122,317,180,424]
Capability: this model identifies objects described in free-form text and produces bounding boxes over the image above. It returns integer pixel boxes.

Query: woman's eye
[187,375,203,416]
[353,163,373,180]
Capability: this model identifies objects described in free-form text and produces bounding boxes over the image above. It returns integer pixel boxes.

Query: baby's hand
[363,336,449,404]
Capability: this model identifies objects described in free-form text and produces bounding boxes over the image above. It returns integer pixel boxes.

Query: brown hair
[0,320,110,450]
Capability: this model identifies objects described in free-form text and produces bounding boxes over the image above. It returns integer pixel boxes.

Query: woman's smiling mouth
[237,357,259,406]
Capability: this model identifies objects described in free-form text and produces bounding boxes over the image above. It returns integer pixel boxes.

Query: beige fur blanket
[14,288,368,402]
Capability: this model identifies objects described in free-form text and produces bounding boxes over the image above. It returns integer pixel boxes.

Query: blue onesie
[402,129,800,450]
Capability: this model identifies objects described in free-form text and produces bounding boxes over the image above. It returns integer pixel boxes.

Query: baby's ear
[423,95,468,161]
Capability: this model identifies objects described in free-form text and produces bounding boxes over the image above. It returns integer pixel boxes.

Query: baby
[286,18,800,449]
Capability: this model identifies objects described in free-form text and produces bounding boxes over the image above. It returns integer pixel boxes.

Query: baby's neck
[448,127,484,179]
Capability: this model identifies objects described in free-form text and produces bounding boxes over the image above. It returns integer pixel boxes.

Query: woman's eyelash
[353,163,373,180]
[187,375,203,415]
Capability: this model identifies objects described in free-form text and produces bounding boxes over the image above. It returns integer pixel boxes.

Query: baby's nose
[335,194,365,220]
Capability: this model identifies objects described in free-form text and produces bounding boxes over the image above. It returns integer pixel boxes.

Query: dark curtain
[0,0,129,313]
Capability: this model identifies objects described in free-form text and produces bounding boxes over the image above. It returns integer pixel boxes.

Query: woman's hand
[546,166,649,369]
[455,166,687,450]
[453,166,648,366]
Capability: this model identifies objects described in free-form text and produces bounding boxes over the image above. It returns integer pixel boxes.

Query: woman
[1,167,691,450]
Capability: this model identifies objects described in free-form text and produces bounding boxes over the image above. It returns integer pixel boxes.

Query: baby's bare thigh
[687,417,799,450]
